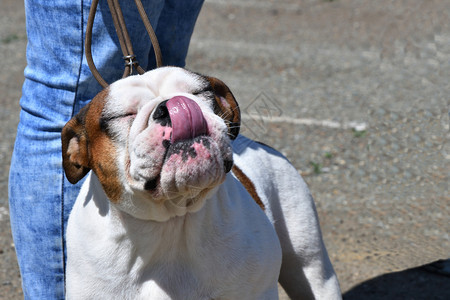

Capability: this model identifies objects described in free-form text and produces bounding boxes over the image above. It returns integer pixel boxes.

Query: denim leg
[148,0,205,68]
[9,82,79,299]
[9,0,203,298]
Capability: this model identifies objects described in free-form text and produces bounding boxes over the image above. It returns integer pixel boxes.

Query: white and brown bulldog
[62,67,341,299]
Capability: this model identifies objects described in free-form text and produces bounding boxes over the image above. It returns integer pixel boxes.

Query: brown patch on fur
[205,76,240,140]
[232,165,265,210]
[62,104,91,184]
[61,88,123,203]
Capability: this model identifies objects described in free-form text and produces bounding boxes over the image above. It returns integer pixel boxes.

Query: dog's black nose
[153,100,171,126]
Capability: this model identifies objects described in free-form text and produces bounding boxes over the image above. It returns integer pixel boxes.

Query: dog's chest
[66,174,282,299]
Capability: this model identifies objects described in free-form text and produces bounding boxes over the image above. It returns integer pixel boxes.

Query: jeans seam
[62,1,86,297]
[72,0,86,119]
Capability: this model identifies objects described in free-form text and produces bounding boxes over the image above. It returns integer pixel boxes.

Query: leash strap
[85,0,163,88]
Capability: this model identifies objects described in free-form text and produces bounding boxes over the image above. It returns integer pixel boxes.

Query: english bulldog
[62,67,341,299]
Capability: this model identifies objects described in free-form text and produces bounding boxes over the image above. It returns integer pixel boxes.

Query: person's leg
[9,84,77,299]
[148,0,205,68]
[9,2,93,297]
[8,0,174,298]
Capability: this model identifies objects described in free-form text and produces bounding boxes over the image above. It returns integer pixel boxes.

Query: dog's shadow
[343,261,449,300]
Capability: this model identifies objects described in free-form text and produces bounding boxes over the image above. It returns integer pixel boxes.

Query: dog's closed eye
[99,113,136,133]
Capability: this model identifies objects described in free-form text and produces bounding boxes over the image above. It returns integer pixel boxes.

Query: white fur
[67,172,282,299]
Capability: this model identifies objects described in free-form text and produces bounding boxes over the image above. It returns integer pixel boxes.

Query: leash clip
[123,54,138,75]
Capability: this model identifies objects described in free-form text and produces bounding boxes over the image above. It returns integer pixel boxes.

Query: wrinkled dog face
[62,67,240,221]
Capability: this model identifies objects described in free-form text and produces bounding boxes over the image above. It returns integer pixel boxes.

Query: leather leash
[85,0,163,88]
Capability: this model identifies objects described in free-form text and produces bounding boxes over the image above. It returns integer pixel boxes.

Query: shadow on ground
[343,261,449,300]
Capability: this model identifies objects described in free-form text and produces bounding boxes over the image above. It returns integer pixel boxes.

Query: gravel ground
[1,0,449,299]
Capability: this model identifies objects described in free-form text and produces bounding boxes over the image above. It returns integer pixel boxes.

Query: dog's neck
[85,172,215,222]
[85,171,212,234]
[79,172,232,267]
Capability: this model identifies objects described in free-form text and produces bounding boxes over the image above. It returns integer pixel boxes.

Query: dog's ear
[61,104,91,184]
[206,76,240,140]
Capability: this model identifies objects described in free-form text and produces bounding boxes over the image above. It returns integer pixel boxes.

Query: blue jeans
[9,0,204,298]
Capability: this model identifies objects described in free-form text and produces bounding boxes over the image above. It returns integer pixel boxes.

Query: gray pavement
[1,0,449,299]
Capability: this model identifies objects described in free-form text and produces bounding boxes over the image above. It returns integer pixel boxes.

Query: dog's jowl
[62,67,341,299]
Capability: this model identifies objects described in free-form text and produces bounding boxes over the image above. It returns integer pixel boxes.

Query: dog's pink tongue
[167,96,208,143]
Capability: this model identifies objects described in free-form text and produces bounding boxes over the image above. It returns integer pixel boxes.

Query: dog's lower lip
[164,135,214,163]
